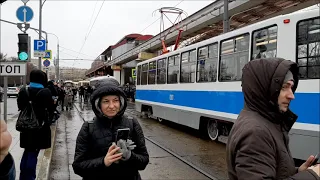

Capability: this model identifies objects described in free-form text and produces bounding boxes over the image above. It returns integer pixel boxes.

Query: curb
[36,122,57,180]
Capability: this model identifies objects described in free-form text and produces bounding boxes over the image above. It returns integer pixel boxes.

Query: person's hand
[308,164,320,177]
[116,139,136,161]
[298,155,316,172]
[104,144,123,167]
[0,120,12,164]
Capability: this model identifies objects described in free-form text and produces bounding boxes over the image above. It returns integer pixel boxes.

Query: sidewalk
[6,114,57,180]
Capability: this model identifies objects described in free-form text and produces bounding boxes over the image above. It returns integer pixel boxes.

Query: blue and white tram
[135,9,319,161]
[89,75,117,89]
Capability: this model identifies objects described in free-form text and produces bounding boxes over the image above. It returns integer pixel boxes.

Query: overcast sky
[0,0,213,69]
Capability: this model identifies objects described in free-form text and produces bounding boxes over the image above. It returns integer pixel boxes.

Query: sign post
[0,62,27,122]
[132,68,136,78]
[16,5,33,33]
[3,77,7,122]
[34,39,46,58]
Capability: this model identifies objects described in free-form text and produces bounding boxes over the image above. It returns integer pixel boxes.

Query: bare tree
[0,52,7,62]
[10,57,19,62]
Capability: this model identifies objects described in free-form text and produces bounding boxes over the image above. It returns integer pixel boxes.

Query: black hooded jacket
[226,58,318,180]
[17,70,54,149]
[47,81,58,97]
[72,81,149,180]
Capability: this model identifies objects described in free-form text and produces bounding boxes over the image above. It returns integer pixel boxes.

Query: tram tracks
[74,103,218,180]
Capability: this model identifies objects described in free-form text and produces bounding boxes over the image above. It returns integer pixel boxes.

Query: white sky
[0,0,213,69]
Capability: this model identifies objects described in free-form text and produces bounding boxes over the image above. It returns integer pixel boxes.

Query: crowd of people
[1,58,319,180]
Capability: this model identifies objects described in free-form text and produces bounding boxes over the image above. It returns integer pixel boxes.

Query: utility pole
[57,43,60,81]
[38,0,42,70]
[223,0,230,33]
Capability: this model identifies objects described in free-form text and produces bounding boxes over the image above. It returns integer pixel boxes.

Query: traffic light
[17,33,29,61]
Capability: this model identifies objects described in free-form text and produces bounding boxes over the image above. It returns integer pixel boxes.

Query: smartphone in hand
[310,153,320,166]
[115,128,130,142]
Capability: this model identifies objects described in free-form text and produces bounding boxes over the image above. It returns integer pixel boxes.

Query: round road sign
[43,59,50,67]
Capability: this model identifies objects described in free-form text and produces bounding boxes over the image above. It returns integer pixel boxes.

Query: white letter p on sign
[37,41,44,50]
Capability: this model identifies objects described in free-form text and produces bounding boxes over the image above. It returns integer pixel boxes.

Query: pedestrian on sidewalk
[72,77,149,180]
[16,70,55,180]
[0,120,15,180]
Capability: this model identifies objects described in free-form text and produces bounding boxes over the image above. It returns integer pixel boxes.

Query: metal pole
[38,0,42,70]
[0,4,2,60]
[0,3,2,121]
[23,36,30,87]
[45,34,48,76]
[223,0,230,33]
[57,43,60,81]
[3,77,7,122]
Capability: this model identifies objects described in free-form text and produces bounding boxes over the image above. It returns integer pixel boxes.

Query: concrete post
[121,68,125,85]
[113,70,121,84]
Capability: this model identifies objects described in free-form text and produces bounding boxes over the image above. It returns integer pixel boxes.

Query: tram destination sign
[0,62,26,76]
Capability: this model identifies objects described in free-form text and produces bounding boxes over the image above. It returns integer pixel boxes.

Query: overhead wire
[136,0,184,36]
[59,45,95,58]
[69,0,184,71]
[73,0,105,67]
[84,1,98,40]
[93,0,184,62]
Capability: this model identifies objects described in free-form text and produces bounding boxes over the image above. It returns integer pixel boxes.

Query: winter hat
[283,70,294,84]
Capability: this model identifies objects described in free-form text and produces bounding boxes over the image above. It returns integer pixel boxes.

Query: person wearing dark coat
[47,80,59,121]
[16,69,54,180]
[72,77,149,180]
[226,58,320,180]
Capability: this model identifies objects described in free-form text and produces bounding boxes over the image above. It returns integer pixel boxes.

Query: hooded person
[16,69,55,180]
[226,58,320,180]
[72,77,149,180]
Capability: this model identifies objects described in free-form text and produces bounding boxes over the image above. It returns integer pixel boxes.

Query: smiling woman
[72,76,149,180]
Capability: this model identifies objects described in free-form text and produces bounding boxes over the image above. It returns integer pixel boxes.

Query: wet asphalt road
[125,104,228,180]
[50,99,228,180]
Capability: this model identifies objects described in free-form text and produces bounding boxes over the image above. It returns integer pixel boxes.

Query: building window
[197,43,218,82]
[219,34,250,81]
[180,49,196,83]
[148,61,156,84]
[297,17,320,79]
[157,58,166,84]
[141,64,148,85]
[137,65,141,85]
[252,25,278,60]
[167,54,179,84]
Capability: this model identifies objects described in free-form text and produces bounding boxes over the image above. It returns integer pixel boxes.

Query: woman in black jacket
[17,70,54,180]
[72,77,149,180]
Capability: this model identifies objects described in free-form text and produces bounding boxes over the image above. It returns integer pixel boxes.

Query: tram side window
[252,25,278,60]
[137,65,141,85]
[157,58,166,84]
[197,43,218,82]
[219,34,250,81]
[180,49,196,83]
[141,64,148,85]
[148,61,156,84]
[167,55,179,84]
[297,17,320,79]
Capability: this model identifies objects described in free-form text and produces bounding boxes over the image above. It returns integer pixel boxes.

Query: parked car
[7,87,19,97]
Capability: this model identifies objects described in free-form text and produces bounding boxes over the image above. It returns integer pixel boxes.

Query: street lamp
[0,0,7,122]
[47,32,60,81]
[38,0,47,69]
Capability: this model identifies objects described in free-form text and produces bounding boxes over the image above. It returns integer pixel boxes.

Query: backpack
[87,115,134,140]
[16,87,44,132]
